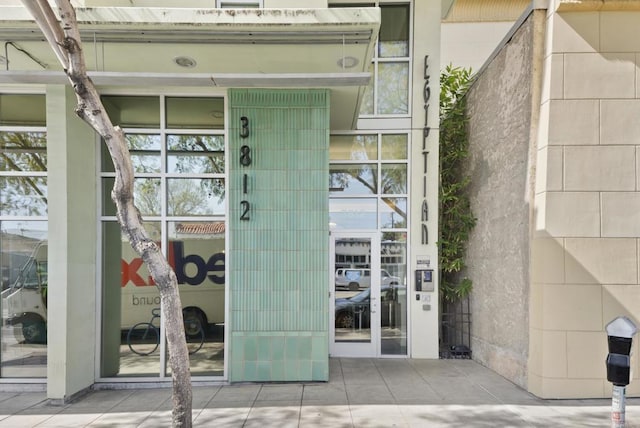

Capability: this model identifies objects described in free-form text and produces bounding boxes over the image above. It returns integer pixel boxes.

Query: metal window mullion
[164,172,223,179]
[165,128,225,136]
[372,59,379,116]
[0,215,47,221]
[0,148,47,155]
[376,56,410,63]
[377,132,383,227]
[158,95,168,379]
[407,0,414,120]
[0,171,47,177]
[329,194,378,200]
[166,215,224,223]
[0,126,46,132]
[330,160,378,165]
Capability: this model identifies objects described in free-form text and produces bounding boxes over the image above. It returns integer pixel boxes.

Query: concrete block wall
[530,2,640,398]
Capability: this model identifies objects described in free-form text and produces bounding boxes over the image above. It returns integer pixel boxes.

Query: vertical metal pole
[612,384,626,428]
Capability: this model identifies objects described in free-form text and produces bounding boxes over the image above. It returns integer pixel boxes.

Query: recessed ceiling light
[337,56,359,69]
[174,56,197,68]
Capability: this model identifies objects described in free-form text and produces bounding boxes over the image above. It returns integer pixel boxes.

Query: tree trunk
[22,1,193,426]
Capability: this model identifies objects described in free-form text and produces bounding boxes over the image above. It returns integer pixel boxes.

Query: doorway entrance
[330,232,382,357]
[329,231,408,357]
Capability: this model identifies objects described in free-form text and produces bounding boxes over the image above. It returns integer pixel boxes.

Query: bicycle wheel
[183,314,205,355]
[127,322,159,356]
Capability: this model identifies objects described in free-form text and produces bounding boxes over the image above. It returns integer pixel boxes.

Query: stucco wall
[464,11,542,389]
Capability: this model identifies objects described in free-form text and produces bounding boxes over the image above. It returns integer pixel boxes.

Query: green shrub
[439,65,476,302]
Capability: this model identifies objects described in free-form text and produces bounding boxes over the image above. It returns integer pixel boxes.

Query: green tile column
[228,89,329,382]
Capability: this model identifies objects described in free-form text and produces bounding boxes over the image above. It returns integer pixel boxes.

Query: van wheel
[22,319,46,344]
[183,309,205,336]
[348,282,359,291]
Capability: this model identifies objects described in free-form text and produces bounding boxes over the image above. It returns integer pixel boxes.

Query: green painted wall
[228,89,330,382]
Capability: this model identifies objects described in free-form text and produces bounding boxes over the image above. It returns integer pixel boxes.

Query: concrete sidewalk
[0,358,638,427]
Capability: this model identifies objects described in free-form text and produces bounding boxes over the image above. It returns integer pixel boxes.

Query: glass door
[330,232,381,357]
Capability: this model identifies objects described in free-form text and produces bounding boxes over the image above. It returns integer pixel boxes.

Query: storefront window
[167,221,225,376]
[100,95,225,379]
[102,221,161,377]
[0,221,48,378]
[0,93,47,378]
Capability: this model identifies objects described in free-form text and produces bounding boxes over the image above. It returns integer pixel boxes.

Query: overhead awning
[0,6,381,129]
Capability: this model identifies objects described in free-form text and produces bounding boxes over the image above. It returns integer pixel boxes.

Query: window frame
[0,91,48,382]
[97,92,229,382]
[329,1,413,120]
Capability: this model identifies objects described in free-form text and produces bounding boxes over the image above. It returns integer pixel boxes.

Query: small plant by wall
[439,65,476,303]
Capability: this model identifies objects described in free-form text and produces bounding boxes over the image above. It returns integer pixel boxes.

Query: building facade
[0,0,442,401]
[461,0,640,399]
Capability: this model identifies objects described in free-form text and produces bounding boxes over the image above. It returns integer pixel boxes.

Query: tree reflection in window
[0,132,47,216]
[330,164,376,195]
[108,133,226,217]
[167,135,225,216]
[329,133,408,226]
[126,134,161,174]
[168,178,225,216]
[134,178,161,216]
[167,135,224,174]
[377,63,409,115]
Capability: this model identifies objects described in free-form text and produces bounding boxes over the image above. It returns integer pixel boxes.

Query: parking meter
[605,316,637,428]
[606,316,637,386]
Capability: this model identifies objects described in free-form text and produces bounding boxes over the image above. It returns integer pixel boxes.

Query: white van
[120,239,225,331]
[334,268,400,291]
[2,241,48,343]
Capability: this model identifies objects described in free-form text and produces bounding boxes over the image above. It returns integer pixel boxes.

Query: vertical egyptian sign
[422,55,430,245]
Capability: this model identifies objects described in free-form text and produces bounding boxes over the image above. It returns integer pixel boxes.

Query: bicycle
[127,307,205,356]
